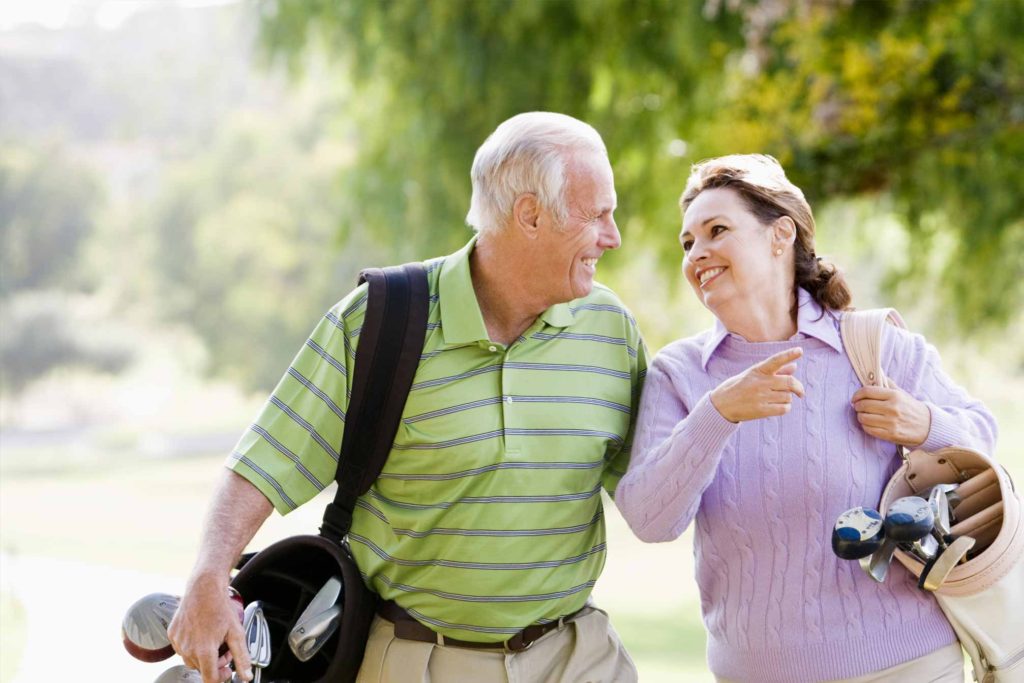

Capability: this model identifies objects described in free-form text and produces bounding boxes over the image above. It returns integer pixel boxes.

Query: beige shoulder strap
[839,308,907,388]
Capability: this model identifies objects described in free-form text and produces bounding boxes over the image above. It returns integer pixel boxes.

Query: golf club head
[123,588,244,663]
[832,507,885,560]
[289,604,342,662]
[122,593,179,662]
[288,576,344,662]
[861,537,899,583]
[928,483,958,535]
[884,496,934,544]
[242,600,272,668]
[900,533,940,563]
[153,665,203,683]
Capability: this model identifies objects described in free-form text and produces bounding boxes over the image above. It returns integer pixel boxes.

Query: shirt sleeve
[226,284,368,514]
[602,325,648,497]
[614,349,739,542]
[882,324,998,454]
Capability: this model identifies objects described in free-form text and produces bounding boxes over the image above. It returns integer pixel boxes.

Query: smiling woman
[614,154,997,683]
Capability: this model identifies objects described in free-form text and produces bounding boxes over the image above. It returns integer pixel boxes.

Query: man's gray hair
[466,112,607,233]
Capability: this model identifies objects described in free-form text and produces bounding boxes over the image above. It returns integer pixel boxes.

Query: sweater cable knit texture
[616,291,997,683]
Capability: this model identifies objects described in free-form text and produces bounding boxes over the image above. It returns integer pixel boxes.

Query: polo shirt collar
[439,235,490,345]
[699,287,843,369]
[439,235,580,344]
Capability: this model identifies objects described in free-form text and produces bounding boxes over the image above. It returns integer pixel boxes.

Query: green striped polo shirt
[228,236,647,642]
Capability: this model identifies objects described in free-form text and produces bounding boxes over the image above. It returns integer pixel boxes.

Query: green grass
[0,591,27,683]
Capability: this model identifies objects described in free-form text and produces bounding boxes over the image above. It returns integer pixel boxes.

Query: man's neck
[470,232,549,345]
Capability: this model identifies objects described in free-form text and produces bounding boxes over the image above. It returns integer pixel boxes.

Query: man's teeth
[699,267,725,284]
[582,258,598,267]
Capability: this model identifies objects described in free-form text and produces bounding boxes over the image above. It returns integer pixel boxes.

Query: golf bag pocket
[231,534,377,683]
[879,446,1024,683]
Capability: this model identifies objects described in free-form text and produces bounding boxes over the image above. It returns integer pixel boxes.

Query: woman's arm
[615,347,803,542]
[887,325,998,453]
[852,325,998,451]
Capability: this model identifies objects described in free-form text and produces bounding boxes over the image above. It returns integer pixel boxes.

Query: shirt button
[488,345,497,352]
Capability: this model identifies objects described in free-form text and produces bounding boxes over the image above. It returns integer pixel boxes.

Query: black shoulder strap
[319,262,429,542]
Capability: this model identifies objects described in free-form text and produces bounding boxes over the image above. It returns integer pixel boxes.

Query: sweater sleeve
[615,349,739,542]
[882,325,998,454]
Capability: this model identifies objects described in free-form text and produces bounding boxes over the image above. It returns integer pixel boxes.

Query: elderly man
[169,112,646,683]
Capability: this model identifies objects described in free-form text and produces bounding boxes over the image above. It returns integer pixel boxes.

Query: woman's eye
[682,240,693,252]
[711,224,727,236]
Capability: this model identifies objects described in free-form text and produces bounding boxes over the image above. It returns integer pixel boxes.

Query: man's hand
[710,347,805,423]
[168,574,252,683]
[851,385,931,447]
[167,470,272,682]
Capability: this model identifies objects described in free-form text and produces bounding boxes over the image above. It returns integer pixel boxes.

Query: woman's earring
[775,248,783,256]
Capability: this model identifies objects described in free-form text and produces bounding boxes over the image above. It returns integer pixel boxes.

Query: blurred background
[1,0,1021,680]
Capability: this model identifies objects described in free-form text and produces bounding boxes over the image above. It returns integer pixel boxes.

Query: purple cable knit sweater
[616,290,998,683]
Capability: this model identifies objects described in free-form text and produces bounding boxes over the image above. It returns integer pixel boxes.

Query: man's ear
[772,215,797,248]
[513,193,541,238]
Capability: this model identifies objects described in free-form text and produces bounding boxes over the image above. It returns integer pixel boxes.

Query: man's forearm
[188,469,273,585]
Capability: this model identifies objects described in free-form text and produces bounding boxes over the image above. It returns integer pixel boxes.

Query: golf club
[288,576,343,662]
[153,664,203,683]
[241,600,272,683]
[122,588,245,663]
[884,496,937,564]
[832,507,885,560]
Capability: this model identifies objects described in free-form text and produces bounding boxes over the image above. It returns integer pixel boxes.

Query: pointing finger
[775,362,798,377]
[754,348,803,375]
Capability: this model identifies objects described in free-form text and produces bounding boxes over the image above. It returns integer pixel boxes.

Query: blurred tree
[146,97,392,391]
[0,143,102,295]
[0,292,132,392]
[256,0,1023,329]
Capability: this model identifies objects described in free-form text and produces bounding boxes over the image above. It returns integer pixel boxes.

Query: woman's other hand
[851,385,931,447]
[710,347,805,423]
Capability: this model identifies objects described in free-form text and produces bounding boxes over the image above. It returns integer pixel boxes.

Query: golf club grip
[950,500,1003,537]
[953,468,997,499]
[954,481,1001,519]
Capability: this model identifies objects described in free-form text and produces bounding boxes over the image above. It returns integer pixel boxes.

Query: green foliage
[707,0,1024,329]
[257,0,742,259]
[145,100,390,391]
[0,292,133,391]
[0,143,102,295]
[256,0,1024,329]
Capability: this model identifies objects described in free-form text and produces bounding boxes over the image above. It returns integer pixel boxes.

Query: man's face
[536,152,620,303]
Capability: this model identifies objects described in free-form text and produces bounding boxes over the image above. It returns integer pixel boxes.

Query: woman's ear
[772,215,797,249]
[513,193,541,238]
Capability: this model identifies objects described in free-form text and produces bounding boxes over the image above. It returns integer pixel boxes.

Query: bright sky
[0,0,239,31]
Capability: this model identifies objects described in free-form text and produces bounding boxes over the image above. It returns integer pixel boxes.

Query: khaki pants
[715,642,964,683]
[355,607,638,683]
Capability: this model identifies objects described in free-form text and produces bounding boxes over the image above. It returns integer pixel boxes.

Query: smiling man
[169,112,646,683]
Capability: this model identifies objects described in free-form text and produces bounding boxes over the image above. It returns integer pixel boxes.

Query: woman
[616,155,997,683]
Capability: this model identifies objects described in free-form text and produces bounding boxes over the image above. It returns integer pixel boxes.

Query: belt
[376,600,589,653]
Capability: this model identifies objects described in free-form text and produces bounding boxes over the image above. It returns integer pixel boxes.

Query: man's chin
[571,280,595,300]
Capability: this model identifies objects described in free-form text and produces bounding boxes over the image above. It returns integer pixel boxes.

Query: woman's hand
[851,385,931,447]
[710,347,805,423]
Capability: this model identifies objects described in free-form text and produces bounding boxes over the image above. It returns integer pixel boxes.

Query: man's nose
[602,218,622,250]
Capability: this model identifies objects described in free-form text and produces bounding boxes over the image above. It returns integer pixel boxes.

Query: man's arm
[168,469,272,683]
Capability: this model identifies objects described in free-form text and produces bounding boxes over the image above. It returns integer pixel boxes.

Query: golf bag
[842,309,1024,683]
[232,263,429,683]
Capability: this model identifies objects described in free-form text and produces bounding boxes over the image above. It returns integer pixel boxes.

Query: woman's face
[680,187,783,317]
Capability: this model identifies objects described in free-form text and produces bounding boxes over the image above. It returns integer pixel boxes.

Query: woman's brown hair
[679,154,852,314]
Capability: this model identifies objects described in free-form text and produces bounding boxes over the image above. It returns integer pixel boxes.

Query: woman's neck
[715,290,797,342]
